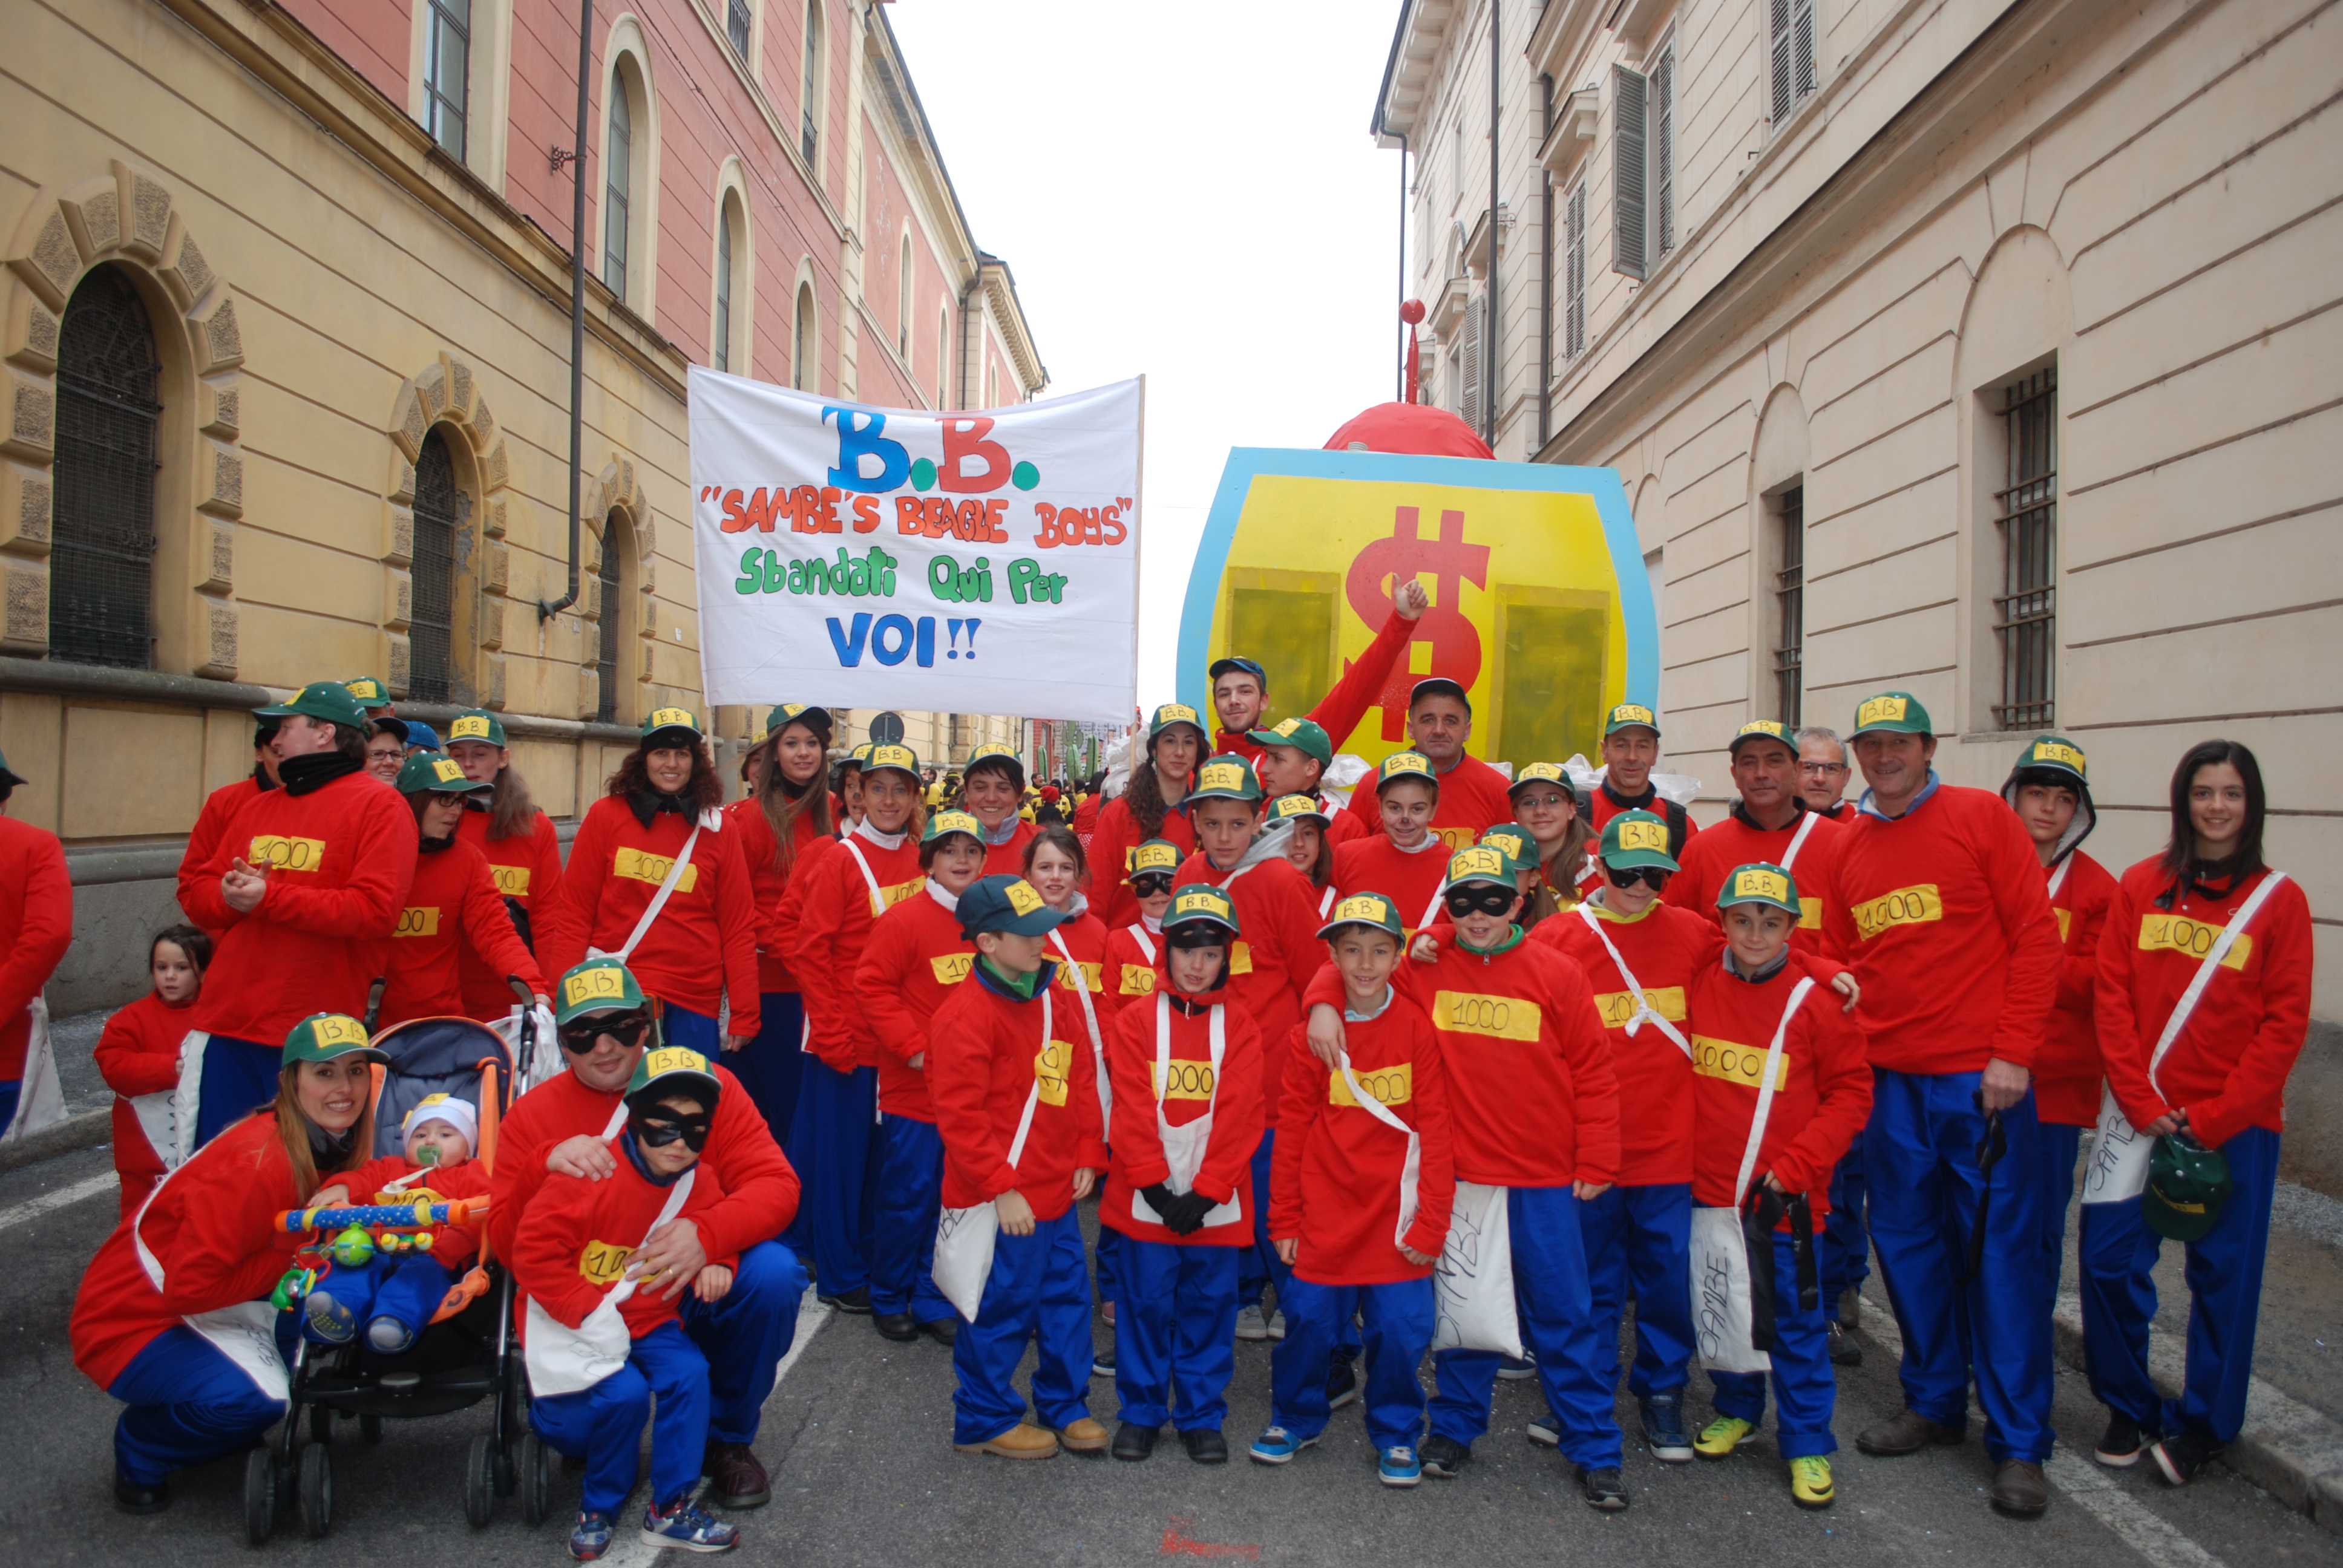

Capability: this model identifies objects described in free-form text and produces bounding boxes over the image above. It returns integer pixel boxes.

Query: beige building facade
[1377,0,2338,1014]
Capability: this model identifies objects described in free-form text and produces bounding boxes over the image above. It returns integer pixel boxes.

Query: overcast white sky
[886,3,1409,716]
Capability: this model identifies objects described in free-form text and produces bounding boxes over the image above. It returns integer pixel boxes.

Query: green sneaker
[1790,1454,1836,1508]
[1696,1416,1754,1460]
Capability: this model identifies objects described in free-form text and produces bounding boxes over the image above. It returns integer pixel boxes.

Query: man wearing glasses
[491,957,807,1512]
[1797,728,1858,823]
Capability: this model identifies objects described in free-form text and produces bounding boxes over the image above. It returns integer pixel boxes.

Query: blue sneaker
[569,1511,615,1560]
[1325,1361,1360,1411]
[1378,1445,1423,1488]
[1640,1394,1694,1463]
[303,1289,356,1344]
[640,1496,739,1553]
[1497,1351,1537,1380]
[1248,1426,1318,1465]
[1527,1413,1561,1448]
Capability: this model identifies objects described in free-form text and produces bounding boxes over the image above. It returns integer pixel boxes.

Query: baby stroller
[243,1009,535,1544]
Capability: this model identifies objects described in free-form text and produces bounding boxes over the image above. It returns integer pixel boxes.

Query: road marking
[0,1171,116,1232]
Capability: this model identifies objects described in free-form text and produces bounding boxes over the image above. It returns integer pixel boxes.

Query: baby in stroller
[303,1093,492,1354]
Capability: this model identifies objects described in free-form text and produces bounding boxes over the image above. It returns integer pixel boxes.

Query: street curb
[0,1108,108,1174]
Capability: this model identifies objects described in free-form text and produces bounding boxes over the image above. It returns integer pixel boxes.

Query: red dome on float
[1322,402,1494,460]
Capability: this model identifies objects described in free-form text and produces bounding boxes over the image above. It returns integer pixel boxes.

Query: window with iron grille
[410,430,460,703]
[726,0,751,56]
[1653,41,1677,258]
[595,519,624,724]
[1994,368,2057,730]
[1564,181,1587,359]
[604,80,632,302]
[50,267,160,669]
[1774,486,1804,726]
[801,0,822,167]
[714,203,734,373]
[424,0,470,161]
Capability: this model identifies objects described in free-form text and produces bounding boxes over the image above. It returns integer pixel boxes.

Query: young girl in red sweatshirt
[1265,795,1338,922]
[380,753,546,1028]
[1026,825,1114,1031]
[1100,883,1264,1465]
[1090,705,1206,929]
[1331,752,1452,942]
[443,708,565,1023]
[962,742,1039,875]
[94,926,209,1220]
[724,704,836,1148]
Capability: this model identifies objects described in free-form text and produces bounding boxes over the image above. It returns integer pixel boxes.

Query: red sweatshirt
[1270,994,1456,1282]
[1686,951,1873,1217]
[1305,932,1619,1187]
[0,815,71,1081]
[1046,909,1116,1032]
[94,991,197,1218]
[455,807,563,1020]
[181,769,416,1048]
[179,774,269,946]
[341,1152,493,1267]
[1213,607,1418,763]
[1533,901,1723,1187]
[380,839,544,1027]
[1101,991,1264,1246]
[2038,850,2118,1125]
[1172,850,1328,1127]
[511,1148,736,1342]
[980,820,1038,878]
[854,885,974,1122]
[1665,804,1844,956]
[927,963,1109,1220]
[1332,832,1455,938]
[1089,797,1196,929]
[724,797,829,996]
[1820,781,2061,1074]
[1106,920,1164,1005]
[787,828,924,1071]
[2095,860,2313,1148]
[488,1062,799,1268]
[70,1114,307,1390]
[1340,753,1518,851]
[536,798,759,1036]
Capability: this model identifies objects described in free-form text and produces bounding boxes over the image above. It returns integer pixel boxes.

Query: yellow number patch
[878,878,923,911]
[613,847,700,893]
[2138,913,2252,970]
[1330,1062,1414,1108]
[2056,907,2073,942]
[1119,964,1158,997]
[249,834,327,873]
[1034,1039,1071,1107]
[1852,883,1943,941]
[1434,826,1475,850]
[930,952,975,985]
[1434,990,1542,1042]
[1229,941,1254,976]
[563,965,628,1009]
[578,1240,634,1285]
[1593,987,1686,1029]
[1057,960,1103,994]
[1692,1035,1792,1091]
[488,864,532,897]
[1153,1059,1217,1101]
[1798,900,1824,931]
[394,906,441,938]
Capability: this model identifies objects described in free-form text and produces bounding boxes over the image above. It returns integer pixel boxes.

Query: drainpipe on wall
[1538,71,1553,450]
[1484,0,1500,449]
[1395,130,1409,402]
[540,0,595,623]
[958,267,980,410]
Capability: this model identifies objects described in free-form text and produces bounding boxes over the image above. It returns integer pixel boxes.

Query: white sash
[1691,975,1816,1375]
[837,838,890,917]
[1131,995,1242,1229]
[2083,871,2288,1206]
[1127,923,1158,965]
[524,1165,697,1396]
[1048,929,1112,1125]
[587,809,719,963]
[2046,855,2073,903]
[932,991,1050,1321]
[1778,811,1820,870]
[1318,885,1337,920]
[1334,1047,1423,1248]
[1575,903,1691,1056]
[130,1149,292,1404]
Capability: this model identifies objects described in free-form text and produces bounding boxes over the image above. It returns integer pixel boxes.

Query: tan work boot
[1990,1459,2050,1518]
[1056,1418,1111,1455]
[1855,1408,1965,1457]
[955,1422,1061,1460]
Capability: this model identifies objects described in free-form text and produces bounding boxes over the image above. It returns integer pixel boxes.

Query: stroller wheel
[241,1448,277,1546]
[465,1434,496,1529]
[519,1432,552,1527]
[360,1413,384,1446]
[298,1443,333,1539]
[309,1403,334,1444]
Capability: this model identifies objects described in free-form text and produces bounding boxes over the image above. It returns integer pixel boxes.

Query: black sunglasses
[631,1110,712,1153]
[1606,864,1670,891]
[1131,874,1176,897]
[559,1013,651,1053]
[1443,886,1516,918]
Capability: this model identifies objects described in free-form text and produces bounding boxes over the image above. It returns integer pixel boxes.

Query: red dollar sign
[1343,507,1490,740]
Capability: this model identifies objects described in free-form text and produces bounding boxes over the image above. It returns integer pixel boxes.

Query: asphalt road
[3,1147,2336,1568]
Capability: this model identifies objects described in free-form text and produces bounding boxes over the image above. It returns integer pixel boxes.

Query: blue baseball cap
[956,875,1068,939]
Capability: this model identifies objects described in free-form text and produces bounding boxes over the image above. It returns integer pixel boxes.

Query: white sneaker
[1235,1304,1273,1341]
[1267,1310,1286,1341]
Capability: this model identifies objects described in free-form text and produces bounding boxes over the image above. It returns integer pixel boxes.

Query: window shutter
[1654,45,1676,256]
[1612,64,1647,280]
[1771,0,1793,120]
[1565,184,1587,358]
[1460,293,1484,431]
[1794,0,1818,102]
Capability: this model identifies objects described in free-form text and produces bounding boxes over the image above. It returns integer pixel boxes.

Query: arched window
[595,517,624,723]
[800,0,822,165]
[793,282,815,390]
[603,80,632,301]
[410,428,460,702]
[424,0,470,160]
[50,267,161,668]
[897,236,913,359]
[713,198,738,371]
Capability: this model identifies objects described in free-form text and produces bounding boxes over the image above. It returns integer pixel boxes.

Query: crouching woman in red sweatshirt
[72,1014,387,1514]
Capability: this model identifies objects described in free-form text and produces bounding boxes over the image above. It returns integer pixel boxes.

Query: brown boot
[1056,1418,1111,1455]
[1855,1409,1965,1457]
[955,1422,1060,1460]
[1990,1459,2050,1518]
[704,1441,770,1508]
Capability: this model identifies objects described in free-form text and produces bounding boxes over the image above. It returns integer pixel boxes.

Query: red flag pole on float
[1401,299,1427,405]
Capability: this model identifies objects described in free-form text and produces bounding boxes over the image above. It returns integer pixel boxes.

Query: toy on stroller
[241,1007,537,1544]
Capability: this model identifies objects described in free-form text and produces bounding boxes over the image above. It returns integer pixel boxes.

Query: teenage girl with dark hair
[726,705,839,1145]
[1089,705,1207,929]
[443,708,565,1022]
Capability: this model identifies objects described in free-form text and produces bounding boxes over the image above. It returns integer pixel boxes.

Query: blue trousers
[1709,1230,1838,1459]
[870,1114,951,1322]
[2079,1126,2278,1446]
[1093,1223,1121,1305]
[0,1079,17,1140]
[952,1207,1093,1445]
[676,1240,805,1445]
[2040,1121,2083,1307]
[531,1321,707,1517]
[660,1004,720,1054]
[1864,1067,2053,1463]
[194,1034,281,1151]
[1430,1184,1618,1468]
[1237,1130,1290,1311]
[725,992,808,1151]
[1113,1236,1240,1431]
[1273,1276,1435,1450]
[788,1059,879,1296]
[1820,1145,1870,1322]
[302,1253,453,1350]
[1577,1181,1694,1400]
[108,1324,290,1486]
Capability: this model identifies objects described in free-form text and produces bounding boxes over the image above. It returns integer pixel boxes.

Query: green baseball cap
[554,956,649,1026]
[1189,753,1263,804]
[1850,690,1933,738]
[1509,760,1573,796]
[1265,793,1332,828]
[257,681,369,730]
[342,676,393,708]
[1443,843,1515,892]
[1127,838,1183,881]
[1599,809,1679,872]
[1163,882,1242,939]
[957,874,1068,939]
[2015,733,2088,789]
[2144,1132,2231,1243]
[1604,702,1661,738]
[756,704,831,743]
[923,808,983,843]
[1479,823,1536,873]
[281,1012,389,1067]
[843,743,873,769]
[964,741,1025,786]
[641,705,703,745]
[395,751,493,797]
[1247,716,1333,766]
[1716,861,1801,918]
[625,1043,722,1112]
[1728,719,1800,758]
[1317,890,1402,942]
[444,710,508,748]
[1147,703,1207,744]
[1373,750,1439,794]
[862,742,922,782]
[0,747,24,789]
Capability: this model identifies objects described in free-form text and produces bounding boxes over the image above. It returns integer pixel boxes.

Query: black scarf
[280,752,364,797]
[306,1116,359,1165]
[420,835,454,855]
[628,788,695,829]
[1600,777,1659,812]
[2157,854,2247,911]
[1729,796,1807,832]
[251,762,279,793]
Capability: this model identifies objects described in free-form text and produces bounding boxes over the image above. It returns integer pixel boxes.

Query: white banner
[689,368,1142,722]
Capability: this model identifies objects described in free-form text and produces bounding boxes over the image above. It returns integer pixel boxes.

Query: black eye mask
[630,1107,713,1152]
[1444,886,1516,918]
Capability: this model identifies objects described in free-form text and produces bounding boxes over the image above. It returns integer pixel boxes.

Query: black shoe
[873,1312,919,1342]
[1092,1340,1116,1378]
[1579,1465,1629,1511]
[918,1317,958,1348]
[2151,1429,2223,1487]
[1181,1427,1229,1465]
[114,1475,169,1514]
[1826,1320,1862,1367]
[1420,1433,1471,1478]
[2095,1412,2154,1468]
[819,1284,873,1314]
[1111,1422,1158,1462]
[1325,1361,1359,1411]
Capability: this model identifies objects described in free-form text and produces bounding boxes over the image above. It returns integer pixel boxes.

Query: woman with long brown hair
[537,708,762,1057]
[71,1016,386,1514]
[1506,762,1591,924]
[444,708,565,1022]
[725,704,839,1145]
[1087,704,1208,929]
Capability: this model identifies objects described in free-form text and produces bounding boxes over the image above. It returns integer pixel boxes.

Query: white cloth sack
[492,1004,563,1092]
[1691,976,1814,1376]
[1430,1180,1521,1358]
[0,997,65,1146]
[1131,995,1242,1230]
[524,1166,697,1396]
[932,992,1049,1322]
